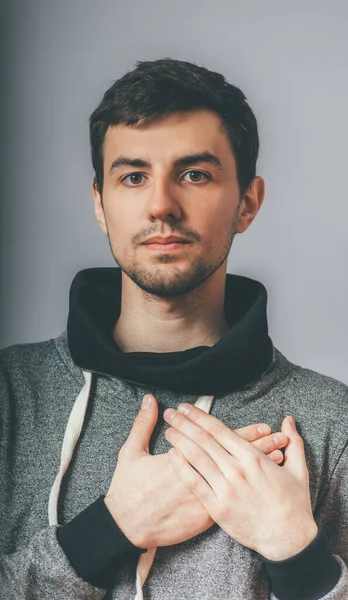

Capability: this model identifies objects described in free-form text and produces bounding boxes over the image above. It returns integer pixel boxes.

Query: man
[0,58,347,600]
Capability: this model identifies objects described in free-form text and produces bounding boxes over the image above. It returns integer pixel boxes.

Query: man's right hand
[104,394,287,549]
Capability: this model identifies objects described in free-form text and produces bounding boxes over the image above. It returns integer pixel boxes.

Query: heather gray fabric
[1,330,348,599]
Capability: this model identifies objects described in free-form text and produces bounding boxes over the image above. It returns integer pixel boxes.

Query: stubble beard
[106,215,239,298]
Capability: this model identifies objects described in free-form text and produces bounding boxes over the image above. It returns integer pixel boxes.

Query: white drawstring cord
[47,373,213,599]
[192,395,215,413]
[48,370,93,526]
[134,395,214,600]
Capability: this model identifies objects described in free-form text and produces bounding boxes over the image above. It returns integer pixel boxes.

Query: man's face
[93,109,263,297]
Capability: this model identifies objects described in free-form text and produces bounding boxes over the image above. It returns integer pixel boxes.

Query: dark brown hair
[89,58,259,198]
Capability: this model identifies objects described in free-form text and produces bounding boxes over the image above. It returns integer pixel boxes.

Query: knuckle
[245,450,262,468]
[133,414,148,428]
[193,429,210,446]
[188,473,202,493]
[190,446,203,463]
[208,422,225,438]
[201,455,215,474]
[225,464,243,485]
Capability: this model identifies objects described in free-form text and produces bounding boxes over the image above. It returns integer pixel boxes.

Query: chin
[119,261,214,298]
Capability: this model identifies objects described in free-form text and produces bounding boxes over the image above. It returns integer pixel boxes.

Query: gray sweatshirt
[1,267,348,600]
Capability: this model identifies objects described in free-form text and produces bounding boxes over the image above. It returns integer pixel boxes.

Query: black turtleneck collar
[67,267,273,395]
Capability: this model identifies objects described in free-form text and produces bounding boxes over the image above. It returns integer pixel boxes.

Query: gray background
[1,0,347,384]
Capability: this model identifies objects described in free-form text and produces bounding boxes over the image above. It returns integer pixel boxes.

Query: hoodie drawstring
[48,372,213,598]
[48,370,93,526]
[134,394,214,600]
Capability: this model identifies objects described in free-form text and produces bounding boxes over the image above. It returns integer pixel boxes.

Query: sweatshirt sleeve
[56,495,145,588]
[269,557,348,600]
[0,499,145,600]
[0,359,139,599]
[265,529,343,600]
[0,526,107,600]
[268,439,348,600]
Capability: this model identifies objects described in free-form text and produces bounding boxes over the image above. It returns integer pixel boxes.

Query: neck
[113,268,230,353]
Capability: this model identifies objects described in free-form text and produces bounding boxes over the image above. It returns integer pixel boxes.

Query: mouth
[142,241,190,252]
[141,236,192,252]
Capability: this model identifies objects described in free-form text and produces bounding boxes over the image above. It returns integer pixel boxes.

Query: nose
[146,180,182,223]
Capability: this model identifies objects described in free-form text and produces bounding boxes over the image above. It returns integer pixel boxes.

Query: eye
[182,170,210,183]
[121,172,146,186]
[120,170,210,187]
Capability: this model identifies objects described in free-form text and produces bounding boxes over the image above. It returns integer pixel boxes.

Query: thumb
[281,416,308,481]
[125,394,159,455]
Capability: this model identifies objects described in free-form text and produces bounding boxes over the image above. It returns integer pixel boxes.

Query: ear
[92,179,108,235]
[235,176,265,234]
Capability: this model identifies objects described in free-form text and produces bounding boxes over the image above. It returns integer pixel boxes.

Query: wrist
[104,494,149,549]
[262,527,341,600]
[258,520,319,562]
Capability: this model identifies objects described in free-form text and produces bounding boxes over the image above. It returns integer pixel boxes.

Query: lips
[142,236,190,245]
[141,236,191,253]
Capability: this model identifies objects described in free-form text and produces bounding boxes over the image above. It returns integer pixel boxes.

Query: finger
[164,408,241,475]
[165,423,240,490]
[164,409,280,466]
[165,427,230,492]
[125,394,158,455]
[281,416,308,480]
[252,433,288,456]
[235,423,272,442]
[168,447,220,514]
[268,449,284,464]
[170,404,259,462]
[164,407,257,457]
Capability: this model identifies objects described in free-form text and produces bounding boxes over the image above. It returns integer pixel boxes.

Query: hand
[164,404,318,561]
[104,394,213,549]
[105,395,288,549]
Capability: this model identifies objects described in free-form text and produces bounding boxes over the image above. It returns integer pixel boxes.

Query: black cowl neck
[67,267,273,395]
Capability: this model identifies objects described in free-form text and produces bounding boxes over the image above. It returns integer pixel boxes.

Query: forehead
[102,109,236,168]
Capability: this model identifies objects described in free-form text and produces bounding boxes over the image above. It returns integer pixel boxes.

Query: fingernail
[164,408,176,421]
[273,433,287,445]
[287,415,296,428]
[257,424,270,435]
[141,395,153,410]
[177,403,191,415]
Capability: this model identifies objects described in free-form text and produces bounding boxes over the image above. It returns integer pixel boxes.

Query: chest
[103,527,271,600]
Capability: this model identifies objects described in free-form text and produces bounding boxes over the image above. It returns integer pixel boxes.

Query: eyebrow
[109,152,224,174]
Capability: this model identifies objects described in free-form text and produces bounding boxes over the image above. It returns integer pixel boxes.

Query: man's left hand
[163,405,318,561]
